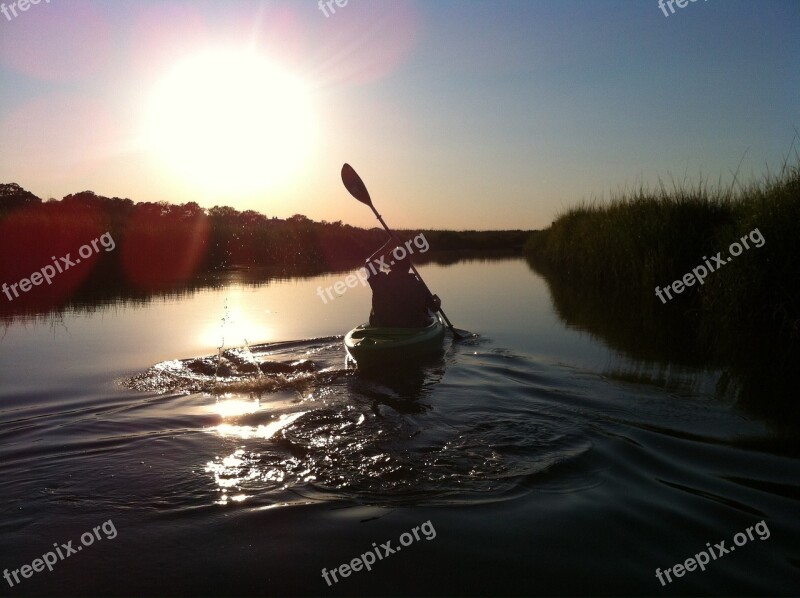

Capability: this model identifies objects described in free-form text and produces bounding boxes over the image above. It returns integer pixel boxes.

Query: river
[1,257,797,596]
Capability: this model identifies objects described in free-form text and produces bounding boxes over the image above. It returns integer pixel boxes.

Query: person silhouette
[365,241,440,328]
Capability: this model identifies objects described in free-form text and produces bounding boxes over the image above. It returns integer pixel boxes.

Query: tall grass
[526,155,800,415]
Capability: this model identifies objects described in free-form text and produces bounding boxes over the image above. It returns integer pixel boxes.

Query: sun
[144,48,317,195]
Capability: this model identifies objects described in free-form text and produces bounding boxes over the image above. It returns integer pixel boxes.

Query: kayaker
[365,241,440,328]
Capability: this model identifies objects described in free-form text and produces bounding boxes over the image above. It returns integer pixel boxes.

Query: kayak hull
[344,314,446,367]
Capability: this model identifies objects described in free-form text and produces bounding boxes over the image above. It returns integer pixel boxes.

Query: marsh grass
[526,154,800,419]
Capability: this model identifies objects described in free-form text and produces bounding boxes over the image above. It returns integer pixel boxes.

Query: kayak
[344,314,446,367]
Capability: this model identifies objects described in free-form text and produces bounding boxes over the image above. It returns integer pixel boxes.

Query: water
[1,258,798,596]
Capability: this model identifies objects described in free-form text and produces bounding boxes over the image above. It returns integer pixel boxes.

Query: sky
[0,0,797,230]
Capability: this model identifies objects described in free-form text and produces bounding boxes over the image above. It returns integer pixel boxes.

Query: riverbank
[525,159,800,420]
[0,184,530,318]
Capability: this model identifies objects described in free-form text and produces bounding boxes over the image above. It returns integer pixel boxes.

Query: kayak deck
[344,314,445,366]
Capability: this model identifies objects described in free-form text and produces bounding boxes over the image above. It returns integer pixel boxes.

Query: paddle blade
[341,163,373,206]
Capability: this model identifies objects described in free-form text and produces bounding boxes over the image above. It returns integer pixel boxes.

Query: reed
[526,156,800,377]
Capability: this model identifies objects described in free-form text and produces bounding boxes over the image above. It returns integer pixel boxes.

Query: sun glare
[199,290,271,349]
[144,48,317,194]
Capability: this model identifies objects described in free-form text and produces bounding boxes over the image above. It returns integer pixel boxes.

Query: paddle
[341,163,465,339]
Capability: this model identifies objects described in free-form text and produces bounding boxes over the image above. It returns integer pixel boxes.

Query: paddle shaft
[368,205,459,335]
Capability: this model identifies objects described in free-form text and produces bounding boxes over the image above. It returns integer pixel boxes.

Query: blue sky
[0,0,797,229]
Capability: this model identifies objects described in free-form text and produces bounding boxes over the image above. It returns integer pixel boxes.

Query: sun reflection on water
[214,412,306,440]
[204,396,308,504]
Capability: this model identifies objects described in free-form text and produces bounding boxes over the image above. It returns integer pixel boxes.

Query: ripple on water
[125,338,606,508]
